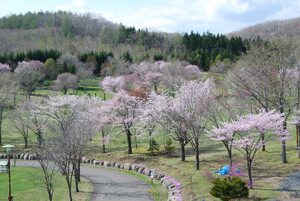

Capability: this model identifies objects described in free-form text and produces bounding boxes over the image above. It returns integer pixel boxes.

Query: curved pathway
[279,170,300,200]
[16,160,152,201]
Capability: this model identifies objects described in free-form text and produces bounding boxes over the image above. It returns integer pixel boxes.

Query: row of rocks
[0,153,183,201]
[0,153,36,160]
[80,156,183,201]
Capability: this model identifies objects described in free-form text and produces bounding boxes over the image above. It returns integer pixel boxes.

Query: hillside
[228,17,300,39]
[0,11,247,71]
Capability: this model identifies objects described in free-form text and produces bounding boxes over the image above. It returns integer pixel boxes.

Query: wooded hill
[228,17,300,39]
[0,11,248,71]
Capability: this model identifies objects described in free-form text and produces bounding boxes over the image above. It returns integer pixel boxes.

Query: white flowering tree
[53,73,79,95]
[15,60,45,100]
[103,90,142,154]
[33,95,101,200]
[176,79,215,170]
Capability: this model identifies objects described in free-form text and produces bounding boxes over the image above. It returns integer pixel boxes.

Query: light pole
[3,144,14,201]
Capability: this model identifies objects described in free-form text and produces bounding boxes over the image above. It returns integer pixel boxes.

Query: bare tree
[33,95,101,200]
[0,71,17,145]
[34,144,57,201]
[228,39,300,163]
[9,108,30,148]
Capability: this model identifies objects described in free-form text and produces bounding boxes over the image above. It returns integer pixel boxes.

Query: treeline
[182,32,247,71]
[0,49,61,66]
[0,49,113,75]
[100,24,180,51]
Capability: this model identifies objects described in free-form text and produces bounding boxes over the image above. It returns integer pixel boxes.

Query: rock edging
[80,156,183,201]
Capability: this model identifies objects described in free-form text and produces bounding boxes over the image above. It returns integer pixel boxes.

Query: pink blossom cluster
[229,164,244,177]
[101,76,125,93]
[0,63,11,72]
[162,175,183,201]
[210,110,288,149]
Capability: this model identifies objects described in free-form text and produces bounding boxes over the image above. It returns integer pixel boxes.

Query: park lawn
[2,77,300,200]
[84,124,300,201]
[0,167,92,201]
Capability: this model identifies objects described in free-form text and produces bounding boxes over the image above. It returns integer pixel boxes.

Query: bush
[164,136,175,157]
[210,176,249,201]
[154,54,164,61]
[149,138,159,154]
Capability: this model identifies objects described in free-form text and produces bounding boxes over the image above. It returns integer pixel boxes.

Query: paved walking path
[17,160,152,201]
[279,170,300,200]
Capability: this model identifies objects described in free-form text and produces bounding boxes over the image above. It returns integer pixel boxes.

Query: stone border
[0,153,183,201]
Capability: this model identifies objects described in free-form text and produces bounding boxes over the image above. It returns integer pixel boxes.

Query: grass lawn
[0,167,92,201]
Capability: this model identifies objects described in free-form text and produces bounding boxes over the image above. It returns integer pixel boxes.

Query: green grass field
[0,167,92,201]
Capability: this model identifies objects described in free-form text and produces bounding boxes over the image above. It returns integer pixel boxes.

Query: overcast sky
[1,0,300,33]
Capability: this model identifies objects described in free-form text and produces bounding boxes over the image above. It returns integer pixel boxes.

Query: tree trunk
[281,140,287,163]
[135,135,138,149]
[148,136,152,151]
[262,133,265,151]
[225,145,233,166]
[13,92,16,108]
[154,85,158,94]
[48,191,53,201]
[126,129,132,154]
[67,179,73,201]
[195,139,200,170]
[246,159,253,189]
[281,120,288,163]
[77,157,81,182]
[102,130,106,153]
[179,139,186,161]
[75,171,79,192]
[24,137,28,149]
[0,108,3,146]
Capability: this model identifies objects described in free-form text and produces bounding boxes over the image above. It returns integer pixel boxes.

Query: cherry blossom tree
[53,73,79,95]
[15,60,45,100]
[142,92,189,161]
[0,63,11,72]
[100,76,125,94]
[183,65,201,80]
[210,110,288,188]
[103,91,142,154]
[145,72,163,93]
[176,79,215,170]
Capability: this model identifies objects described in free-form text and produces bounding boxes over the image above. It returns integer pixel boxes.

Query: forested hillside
[229,17,300,39]
[0,11,248,71]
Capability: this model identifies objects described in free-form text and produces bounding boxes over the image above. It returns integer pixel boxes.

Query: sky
[1,0,300,33]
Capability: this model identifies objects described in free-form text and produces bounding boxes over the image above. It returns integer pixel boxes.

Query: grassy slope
[0,167,92,201]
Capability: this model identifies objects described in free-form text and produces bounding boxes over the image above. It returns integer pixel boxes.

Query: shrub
[164,136,175,157]
[149,138,159,154]
[210,176,249,201]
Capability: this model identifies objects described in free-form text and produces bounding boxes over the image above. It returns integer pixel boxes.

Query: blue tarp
[214,165,230,175]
